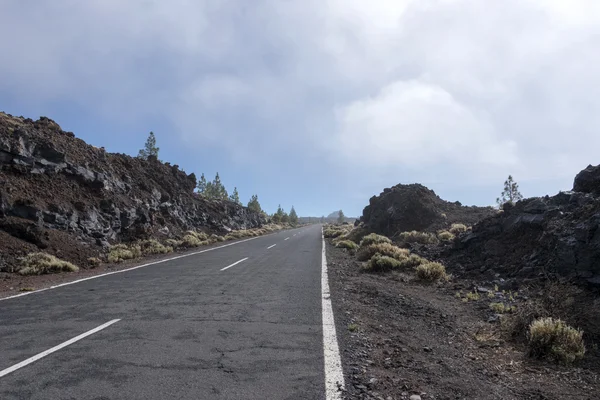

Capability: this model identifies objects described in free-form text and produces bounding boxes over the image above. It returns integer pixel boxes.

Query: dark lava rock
[0,111,265,270]
[573,164,600,195]
[357,183,495,237]
[447,165,600,286]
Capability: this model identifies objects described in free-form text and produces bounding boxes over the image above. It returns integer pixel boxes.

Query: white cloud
[333,79,517,172]
[1,0,600,207]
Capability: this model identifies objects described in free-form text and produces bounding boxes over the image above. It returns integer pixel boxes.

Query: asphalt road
[0,225,328,400]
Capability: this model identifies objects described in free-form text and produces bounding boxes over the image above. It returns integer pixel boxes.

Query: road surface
[0,224,342,400]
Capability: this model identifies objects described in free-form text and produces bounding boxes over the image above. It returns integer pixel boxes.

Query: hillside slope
[0,112,263,271]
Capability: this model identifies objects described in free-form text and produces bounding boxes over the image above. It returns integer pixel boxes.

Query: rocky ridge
[0,112,263,270]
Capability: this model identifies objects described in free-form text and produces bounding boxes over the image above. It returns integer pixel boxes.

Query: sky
[1,0,599,217]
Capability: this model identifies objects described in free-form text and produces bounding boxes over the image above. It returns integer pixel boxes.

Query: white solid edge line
[321,227,345,399]
[0,319,121,378]
[220,257,249,271]
[267,244,277,249]
[0,235,264,302]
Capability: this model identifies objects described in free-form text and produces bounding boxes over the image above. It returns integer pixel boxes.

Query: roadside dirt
[327,242,600,400]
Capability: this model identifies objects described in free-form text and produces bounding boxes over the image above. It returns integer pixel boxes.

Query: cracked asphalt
[0,225,326,400]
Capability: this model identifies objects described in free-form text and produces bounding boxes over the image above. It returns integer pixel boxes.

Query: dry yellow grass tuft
[18,253,79,275]
[415,262,448,281]
[357,243,409,261]
[108,244,142,263]
[449,223,468,235]
[528,318,585,364]
[398,231,439,244]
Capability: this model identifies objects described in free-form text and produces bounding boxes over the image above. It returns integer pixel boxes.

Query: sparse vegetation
[335,240,359,251]
[449,223,468,235]
[140,239,173,255]
[165,239,184,249]
[108,244,142,263]
[18,253,79,275]
[88,257,102,267]
[466,291,481,301]
[528,318,585,364]
[19,287,35,292]
[357,243,409,261]
[182,234,203,248]
[437,230,455,242]
[365,254,402,271]
[348,323,359,332]
[398,231,439,245]
[496,174,523,207]
[399,254,427,268]
[490,302,513,314]
[415,262,448,282]
[359,233,392,247]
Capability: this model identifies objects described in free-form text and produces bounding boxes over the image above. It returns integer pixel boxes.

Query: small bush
[348,324,359,332]
[490,302,513,314]
[185,230,208,241]
[359,233,392,247]
[165,239,184,249]
[182,234,202,248]
[335,240,359,251]
[449,223,468,235]
[140,239,173,255]
[415,262,448,281]
[88,257,102,267]
[108,244,142,263]
[398,231,439,245]
[357,243,409,261]
[437,231,455,242]
[528,318,585,364]
[466,291,480,301]
[324,228,345,238]
[366,254,402,271]
[398,254,427,268]
[18,253,79,275]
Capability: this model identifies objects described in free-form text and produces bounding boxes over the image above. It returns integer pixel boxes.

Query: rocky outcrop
[357,184,496,237]
[0,112,264,269]
[448,168,600,286]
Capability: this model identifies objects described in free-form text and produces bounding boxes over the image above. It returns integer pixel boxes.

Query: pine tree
[247,195,262,214]
[496,175,523,207]
[281,211,290,224]
[207,173,228,200]
[289,206,298,226]
[337,210,345,224]
[197,173,207,194]
[272,204,285,223]
[230,187,241,204]
[138,131,159,160]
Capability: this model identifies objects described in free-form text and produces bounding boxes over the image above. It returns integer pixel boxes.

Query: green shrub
[449,223,468,235]
[165,239,184,249]
[185,230,208,241]
[398,254,427,268]
[398,231,439,244]
[359,233,392,247]
[182,234,202,248]
[415,262,448,281]
[324,228,344,238]
[437,231,455,242]
[18,253,79,275]
[490,302,514,314]
[335,240,359,251]
[108,244,142,263]
[528,318,585,364]
[357,243,410,261]
[140,239,173,255]
[365,254,402,271]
